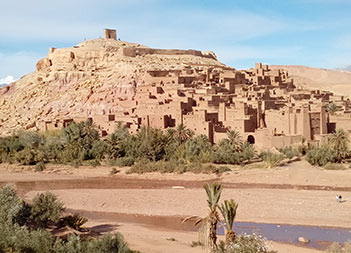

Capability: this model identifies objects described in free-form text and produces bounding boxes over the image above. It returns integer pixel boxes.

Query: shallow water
[219,221,351,250]
[72,209,351,250]
[3,177,351,250]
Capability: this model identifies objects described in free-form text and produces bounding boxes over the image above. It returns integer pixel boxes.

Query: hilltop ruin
[1,29,350,150]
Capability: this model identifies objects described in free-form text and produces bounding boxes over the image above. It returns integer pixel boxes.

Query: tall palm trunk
[209,215,218,251]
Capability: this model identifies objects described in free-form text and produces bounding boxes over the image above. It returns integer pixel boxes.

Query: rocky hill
[0,38,224,135]
[1,36,351,136]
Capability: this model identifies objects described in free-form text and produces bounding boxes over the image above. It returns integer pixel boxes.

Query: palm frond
[204,182,223,211]
[219,199,238,230]
[182,215,205,226]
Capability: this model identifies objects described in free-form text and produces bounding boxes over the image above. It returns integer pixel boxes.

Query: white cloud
[0,76,17,85]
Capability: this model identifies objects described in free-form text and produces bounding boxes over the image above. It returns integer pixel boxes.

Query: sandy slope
[271,65,351,96]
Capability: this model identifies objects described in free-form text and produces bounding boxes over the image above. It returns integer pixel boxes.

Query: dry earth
[271,65,351,97]
[1,160,351,252]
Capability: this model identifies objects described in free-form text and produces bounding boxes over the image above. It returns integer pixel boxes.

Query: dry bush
[324,163,346,170]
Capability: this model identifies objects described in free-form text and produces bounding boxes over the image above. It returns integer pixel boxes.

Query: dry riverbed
[1,160,351,252]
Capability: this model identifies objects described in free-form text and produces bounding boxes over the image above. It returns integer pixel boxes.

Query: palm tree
[173,124,194,144]
[326,103,339,115]
[106,122,130,159]
[219,199,238,245]
[227,130,243,152]
[183,182,222,252]
[328,129,349,162]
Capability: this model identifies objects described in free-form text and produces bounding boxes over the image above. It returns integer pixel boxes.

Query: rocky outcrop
[0,38,226,135]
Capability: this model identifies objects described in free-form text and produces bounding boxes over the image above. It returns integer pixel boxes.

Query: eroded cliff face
[0,39,224,135]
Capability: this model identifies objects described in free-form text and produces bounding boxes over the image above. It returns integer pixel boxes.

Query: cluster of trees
[0,120,349,171]
[306,129,350,167]
[184,182,276,253]
[0,121,257,169]
[0,184,134,253]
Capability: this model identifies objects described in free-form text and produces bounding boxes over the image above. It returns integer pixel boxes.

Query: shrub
[90,140,107,161]
[35,161,46,172]
[110,168,120,175]
[279,146,299,159]
[127,159,179,174]
[240,142,256,162]
[59,143,85,165]
[15,148,45,165]
[61,120,101,162]
[191,241,204,247]
[306,147,337,166]
[87,159,101,167]
[215,233,276,253]
[58,214,88,230]
[128,127,169,161]
[326,241,351,253]
[327,242,343,253]
[212,140,242,165]
[185,162,216,174]
[110,157,135,167]
[105,123,131,159]
[30,192,65,227]
[9,226,55,253]
[0,187,135,253]
[324,163,346,170]
[0,185,28,225]
[261,152,284,168]
[52,233,133,253]
[184,135,212,162]
[214,166,231,174]
[41,131,64,162]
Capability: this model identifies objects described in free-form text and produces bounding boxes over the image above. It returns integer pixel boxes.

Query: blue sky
[1,0,351,83]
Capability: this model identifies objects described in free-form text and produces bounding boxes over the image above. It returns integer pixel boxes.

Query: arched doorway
[247,135,255,144]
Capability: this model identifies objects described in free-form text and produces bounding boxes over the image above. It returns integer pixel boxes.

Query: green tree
[219,199,238,245]
[184,135,212,162]
[212,140,241,165]
[61,120,101,162]
[106,123,130,159]
[0,185,27,225]
[227,130,243,152]
[328,129,349,162]
[184,182,223,252]
[326,103,339,115]
[306,146,337,166]
[129,127,169,161]
[173,124,194,144]
[30,192,65,228]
